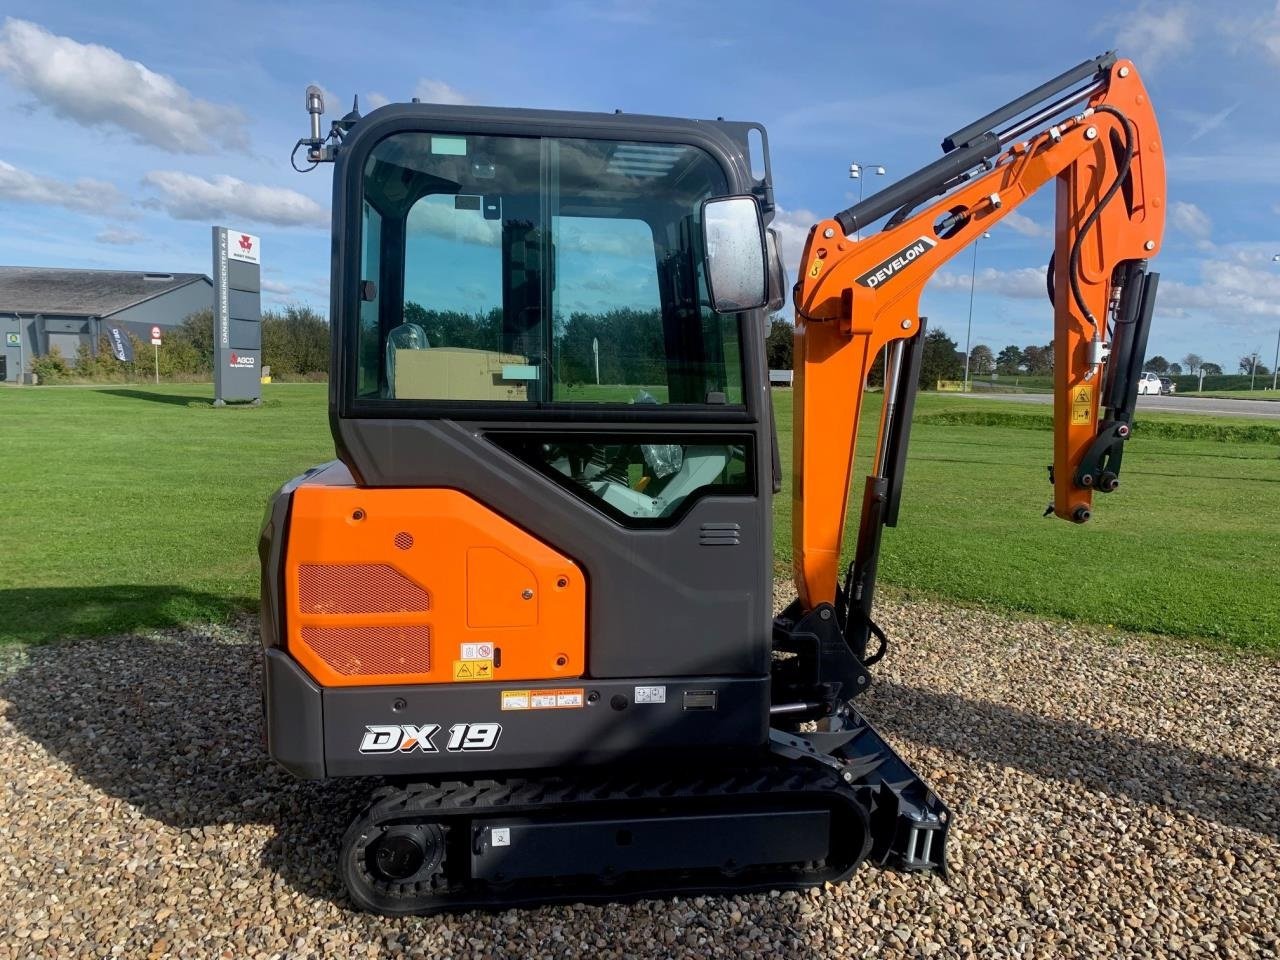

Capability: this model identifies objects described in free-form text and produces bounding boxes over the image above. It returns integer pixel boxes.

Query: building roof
[0,266,212,318]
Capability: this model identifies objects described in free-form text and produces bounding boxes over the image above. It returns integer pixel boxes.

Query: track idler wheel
[340,813,446,915]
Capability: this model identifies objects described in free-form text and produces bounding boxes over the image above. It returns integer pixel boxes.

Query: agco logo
[359,722,501,754]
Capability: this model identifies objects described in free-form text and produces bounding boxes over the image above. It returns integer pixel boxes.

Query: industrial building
[0,266,213,382]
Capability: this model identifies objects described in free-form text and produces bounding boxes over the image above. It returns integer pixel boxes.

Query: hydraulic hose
[1068,105,1135,329]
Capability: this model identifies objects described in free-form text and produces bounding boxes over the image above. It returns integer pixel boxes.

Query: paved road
[957,392,1280,419]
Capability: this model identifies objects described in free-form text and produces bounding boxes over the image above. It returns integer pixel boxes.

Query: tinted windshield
[357,132,742,407]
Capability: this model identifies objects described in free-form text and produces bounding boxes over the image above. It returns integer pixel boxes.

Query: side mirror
[765,227,787,313]
[701,196,768,313]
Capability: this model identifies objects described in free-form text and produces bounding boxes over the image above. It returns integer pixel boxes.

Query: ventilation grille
[300,625,431,677]
[699,522,741,546]
[298,563,431,614]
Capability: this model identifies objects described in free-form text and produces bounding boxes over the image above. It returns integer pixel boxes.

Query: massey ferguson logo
[359,722,501,754]
[855,236,937,289]
[238,234,254,252]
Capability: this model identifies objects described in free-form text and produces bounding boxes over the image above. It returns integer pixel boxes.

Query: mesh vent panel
[298,563,431,614]
[300,625,431,676]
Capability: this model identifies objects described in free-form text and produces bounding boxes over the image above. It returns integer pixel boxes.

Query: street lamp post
[847,162,887,239]
[1250,351,1260,391]
[963,231,992,393]
[1273,255,1279,390]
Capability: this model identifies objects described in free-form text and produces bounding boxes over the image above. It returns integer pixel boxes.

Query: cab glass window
[356,132,742,407]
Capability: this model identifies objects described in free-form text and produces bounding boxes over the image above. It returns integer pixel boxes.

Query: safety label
[453,660,493,681]
[460,642,494,661]
[1070,383,1094,425]
[491,827,511,847]
[501,688,584,710]
[634,685,667,704]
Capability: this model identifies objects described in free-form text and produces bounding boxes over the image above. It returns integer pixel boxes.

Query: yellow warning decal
[501,688,584,710]
[453,660,493,681]
[1070,382,1094,426]
[808,257,823,278]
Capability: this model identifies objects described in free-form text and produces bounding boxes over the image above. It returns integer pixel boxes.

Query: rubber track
[343,760,874,914]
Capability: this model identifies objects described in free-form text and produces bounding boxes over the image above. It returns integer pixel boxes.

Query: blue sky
[1,1,1278,370]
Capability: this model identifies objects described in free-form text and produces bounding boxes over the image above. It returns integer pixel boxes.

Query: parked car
[1137,372,1163,395]
[1159,376,1176,395]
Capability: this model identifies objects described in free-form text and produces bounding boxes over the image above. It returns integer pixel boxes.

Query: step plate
[472,809,831,882]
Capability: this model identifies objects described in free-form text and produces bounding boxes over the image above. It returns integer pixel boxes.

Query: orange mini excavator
[260,52,1163,913]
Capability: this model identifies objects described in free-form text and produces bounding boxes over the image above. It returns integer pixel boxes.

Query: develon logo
[854,236,938,289]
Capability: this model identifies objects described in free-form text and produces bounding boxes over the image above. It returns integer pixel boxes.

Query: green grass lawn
[1,383,1276,650]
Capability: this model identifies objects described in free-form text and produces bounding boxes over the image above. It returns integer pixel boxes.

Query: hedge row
[915,409,1280,445]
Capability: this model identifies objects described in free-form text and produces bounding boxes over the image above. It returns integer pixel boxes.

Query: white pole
[963,232,990,393]
[154,344,160,385]
[592,337,600,385]
[1272,328,1278,392]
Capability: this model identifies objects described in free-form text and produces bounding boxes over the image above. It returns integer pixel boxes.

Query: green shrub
[915,409,1280,445]
[29,346,70,384]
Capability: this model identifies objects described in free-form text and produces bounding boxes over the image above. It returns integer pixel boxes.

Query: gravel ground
[0,595,1276,959]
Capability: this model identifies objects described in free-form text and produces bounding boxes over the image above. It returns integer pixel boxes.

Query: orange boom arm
[790,54,1165,612]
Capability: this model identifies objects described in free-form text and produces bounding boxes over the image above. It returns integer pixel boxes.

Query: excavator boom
[791,53,1165,610]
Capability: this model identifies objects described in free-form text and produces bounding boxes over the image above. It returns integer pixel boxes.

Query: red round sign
[150,325,162,340]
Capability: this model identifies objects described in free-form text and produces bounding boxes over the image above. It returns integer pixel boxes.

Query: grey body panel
[263,649,325,778]
[323,674,769,778]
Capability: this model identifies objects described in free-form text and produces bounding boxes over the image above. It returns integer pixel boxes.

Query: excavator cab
[262,53,1162,914]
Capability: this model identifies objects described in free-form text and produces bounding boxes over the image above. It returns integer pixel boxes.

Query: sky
[1,1,1278,371]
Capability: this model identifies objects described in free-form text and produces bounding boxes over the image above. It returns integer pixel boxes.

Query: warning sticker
[1070,382,1094,426]
[502,688,584,710]
[453,660,493,681]
[491,827,511,847]
[460,642,494,661]
[634,685,667,704]
[501,691,530,711]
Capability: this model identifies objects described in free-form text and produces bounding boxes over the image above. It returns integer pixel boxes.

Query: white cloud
[1113,4,1193,71]
[1169,200,1214,250]
[769,205,821,280]
[413,79,471,105]
[142,171,328,227]
[261,279,294,295]
[1264,2,1280,63]
[0,159,124,213]
[1001,212,1050,239]
[1158,256,1280,320]
[933,265,1048,299]
[95,228,144,245]
[407,196,500,244]
[0,18,246,153]
[366,91,391,110]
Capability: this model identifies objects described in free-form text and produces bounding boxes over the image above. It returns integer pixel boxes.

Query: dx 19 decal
[359,722,502,754]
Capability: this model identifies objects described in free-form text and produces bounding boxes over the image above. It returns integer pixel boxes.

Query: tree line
[766,315,1262,385]
[31,305,331,383]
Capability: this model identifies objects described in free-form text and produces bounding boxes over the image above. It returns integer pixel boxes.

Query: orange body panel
[285,484,586,687]
[791,59,1164,610]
